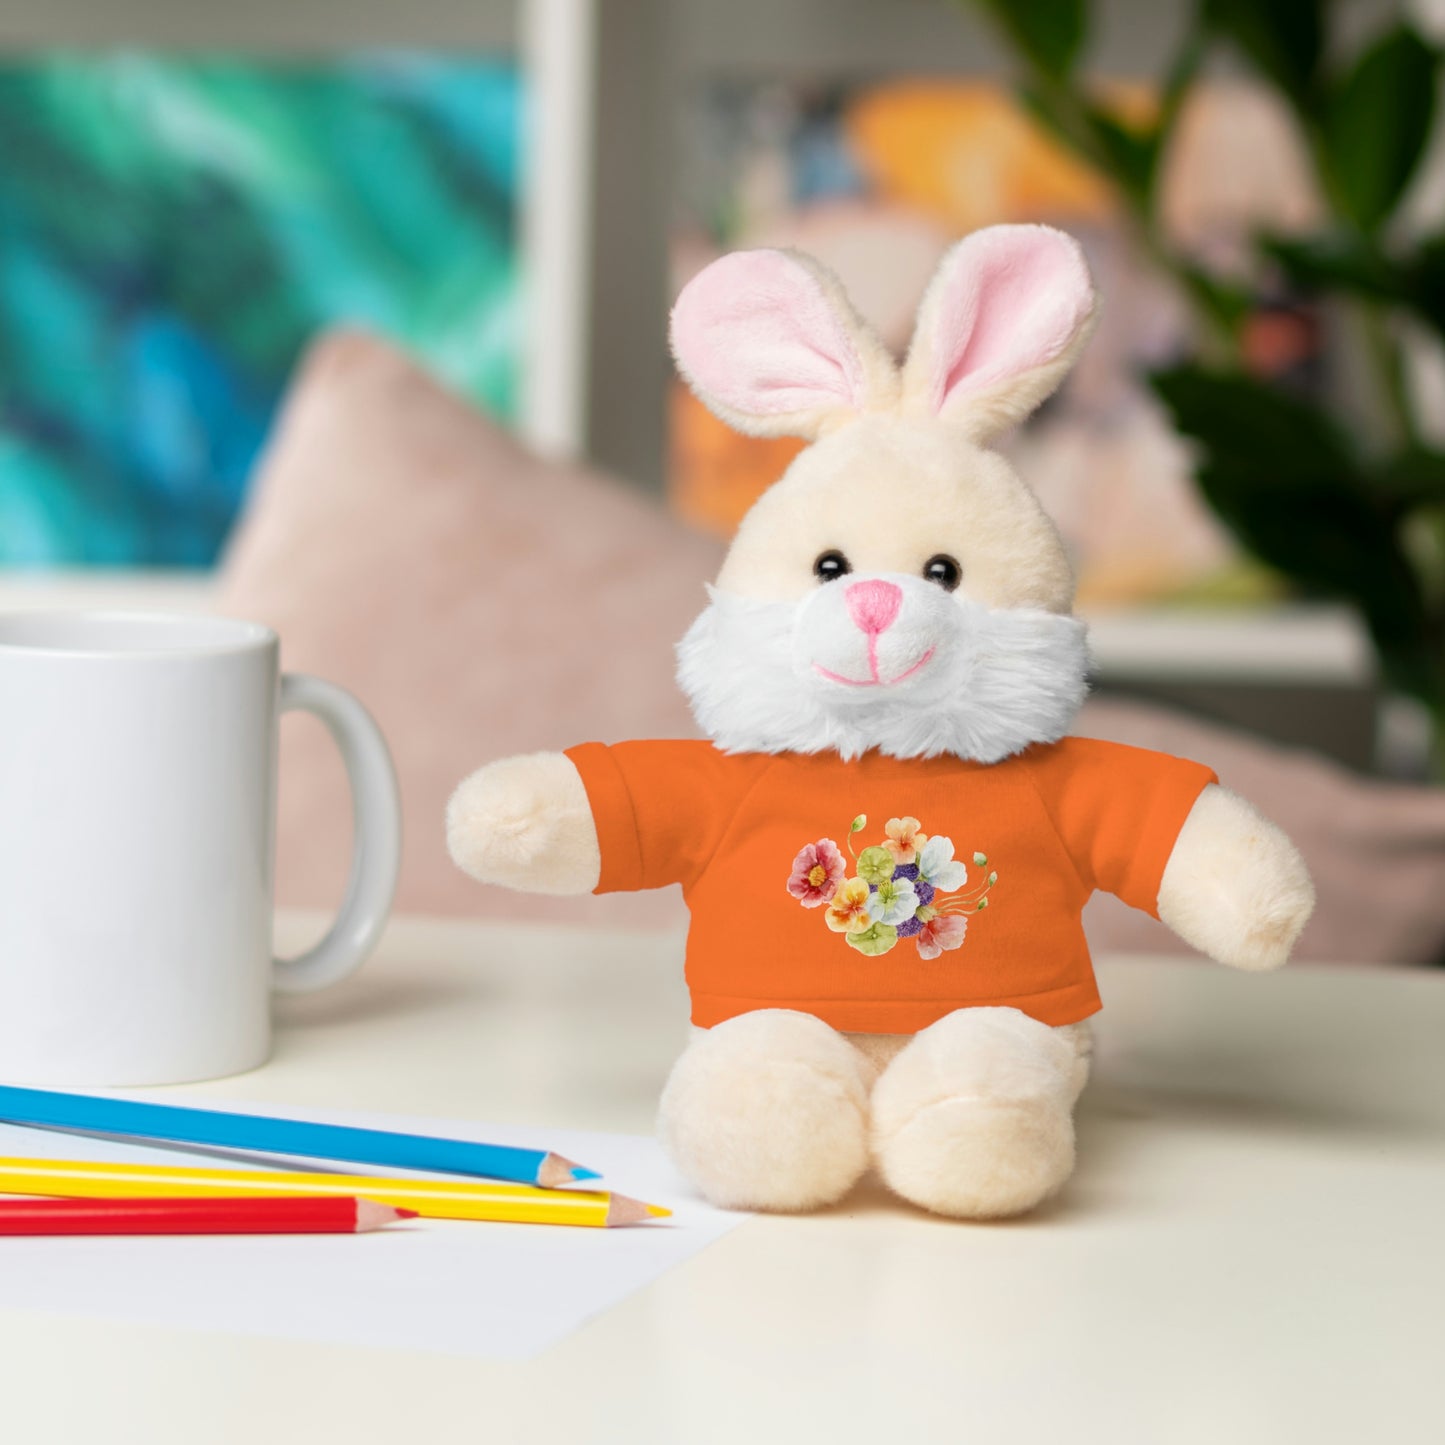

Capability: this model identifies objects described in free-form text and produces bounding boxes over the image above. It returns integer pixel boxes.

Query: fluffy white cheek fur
[791,574,955,696]
[677,580,1091,762]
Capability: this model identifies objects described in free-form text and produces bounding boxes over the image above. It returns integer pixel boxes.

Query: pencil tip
[606,1194,672,1227]
[538,1153,600,1188]
[356,1199,418,1231]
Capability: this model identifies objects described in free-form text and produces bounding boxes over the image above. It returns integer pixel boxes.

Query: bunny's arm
[1026,737,1313,970]
[447,741,774,898]
[1157,783,1314,971]
[447,752,601,895]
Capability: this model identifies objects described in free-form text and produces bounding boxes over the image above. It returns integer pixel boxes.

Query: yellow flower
[883,816,927,865]
[825,877,873,934]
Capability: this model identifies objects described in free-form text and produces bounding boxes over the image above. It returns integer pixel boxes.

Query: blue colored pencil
[0,1085,601,1188]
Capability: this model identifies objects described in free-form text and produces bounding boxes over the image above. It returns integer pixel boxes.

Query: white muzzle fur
[677,573,1090,762]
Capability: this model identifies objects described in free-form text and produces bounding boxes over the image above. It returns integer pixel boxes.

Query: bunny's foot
[658,1009,875,1212]
[871,1006,1078,1219]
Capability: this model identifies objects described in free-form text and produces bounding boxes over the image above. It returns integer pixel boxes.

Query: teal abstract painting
[0,53,522,567]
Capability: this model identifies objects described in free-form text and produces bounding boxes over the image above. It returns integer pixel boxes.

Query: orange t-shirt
[565,738,1216,1034]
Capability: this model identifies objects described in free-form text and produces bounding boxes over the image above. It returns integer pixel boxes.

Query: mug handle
[272,674,402,995]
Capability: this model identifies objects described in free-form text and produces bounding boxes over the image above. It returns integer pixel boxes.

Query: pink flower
[916,913,967,960]
[883,816,927,865]
[787,838,847,907]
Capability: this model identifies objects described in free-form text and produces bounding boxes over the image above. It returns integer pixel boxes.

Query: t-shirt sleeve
[564,740,768,894]
[1026,737,1218,918]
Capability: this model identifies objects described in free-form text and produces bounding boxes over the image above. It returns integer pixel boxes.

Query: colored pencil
[0,1195,414,1235]
[0,1084,599,1187]
[0,1158,671,1228]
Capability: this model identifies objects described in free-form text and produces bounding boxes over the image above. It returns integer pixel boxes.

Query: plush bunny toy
[447,225,1315,1219]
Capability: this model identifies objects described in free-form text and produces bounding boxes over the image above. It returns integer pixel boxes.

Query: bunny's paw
[446,752,600,894]
[1158,784,1315,971]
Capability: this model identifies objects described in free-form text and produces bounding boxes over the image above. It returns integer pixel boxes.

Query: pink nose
[845,579,902,635]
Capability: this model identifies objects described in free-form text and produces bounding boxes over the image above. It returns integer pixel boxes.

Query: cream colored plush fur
[1158,784,1314,970]
[658,1010,877,1211]
[653,1014,1097,1216]
[869,1008,1080,1217]
[846,1017,1094,1100]
[714,422,1074,611]
[447,225,1316,1220]
[446,752,599,895]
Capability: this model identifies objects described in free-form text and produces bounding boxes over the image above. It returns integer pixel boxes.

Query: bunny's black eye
[923,554,962,591]
[813,550,852,583]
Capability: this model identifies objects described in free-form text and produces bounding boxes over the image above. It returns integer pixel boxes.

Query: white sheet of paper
[0,1099,748,1359]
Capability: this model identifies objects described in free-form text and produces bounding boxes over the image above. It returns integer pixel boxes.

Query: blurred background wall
[0,0,1439,777]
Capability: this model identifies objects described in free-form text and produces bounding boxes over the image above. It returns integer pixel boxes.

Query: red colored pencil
[0,1195,416,1236]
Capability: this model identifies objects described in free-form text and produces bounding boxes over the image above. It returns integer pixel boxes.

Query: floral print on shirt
[785,814,997,959]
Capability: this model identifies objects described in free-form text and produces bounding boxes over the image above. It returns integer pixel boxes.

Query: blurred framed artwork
[0,52,522,567]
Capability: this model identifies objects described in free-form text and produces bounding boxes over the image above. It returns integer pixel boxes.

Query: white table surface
[2,914,1442,1445]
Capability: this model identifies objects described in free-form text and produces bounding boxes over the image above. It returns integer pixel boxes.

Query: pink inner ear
[671,251,868,418]
[928,227,1094,414]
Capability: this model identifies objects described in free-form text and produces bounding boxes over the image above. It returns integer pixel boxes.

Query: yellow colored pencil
[0,1157,670,1228]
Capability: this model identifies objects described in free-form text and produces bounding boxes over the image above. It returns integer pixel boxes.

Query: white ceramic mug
[0,610,402,1086]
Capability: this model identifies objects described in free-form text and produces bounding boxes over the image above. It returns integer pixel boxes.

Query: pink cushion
[219,330,716,926]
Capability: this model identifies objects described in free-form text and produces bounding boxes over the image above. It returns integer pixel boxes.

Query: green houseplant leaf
[970,0,1086,80]
[1078,101,1157,203]
[1149,365,1438,699]
[1268,229,1445,342]
[1202,0,1323,109]
[961,0,1445,770]
[1373,448,1445,511]
[1265,233,1400,303]
[1407,234,1445,337]
[1319,25,1438,232]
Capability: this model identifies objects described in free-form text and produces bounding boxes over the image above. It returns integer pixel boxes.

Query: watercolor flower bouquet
[787,814,998,960]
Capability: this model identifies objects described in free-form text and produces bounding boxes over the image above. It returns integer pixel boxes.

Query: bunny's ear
[669,249,898,440]
[900,225,1098,443]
